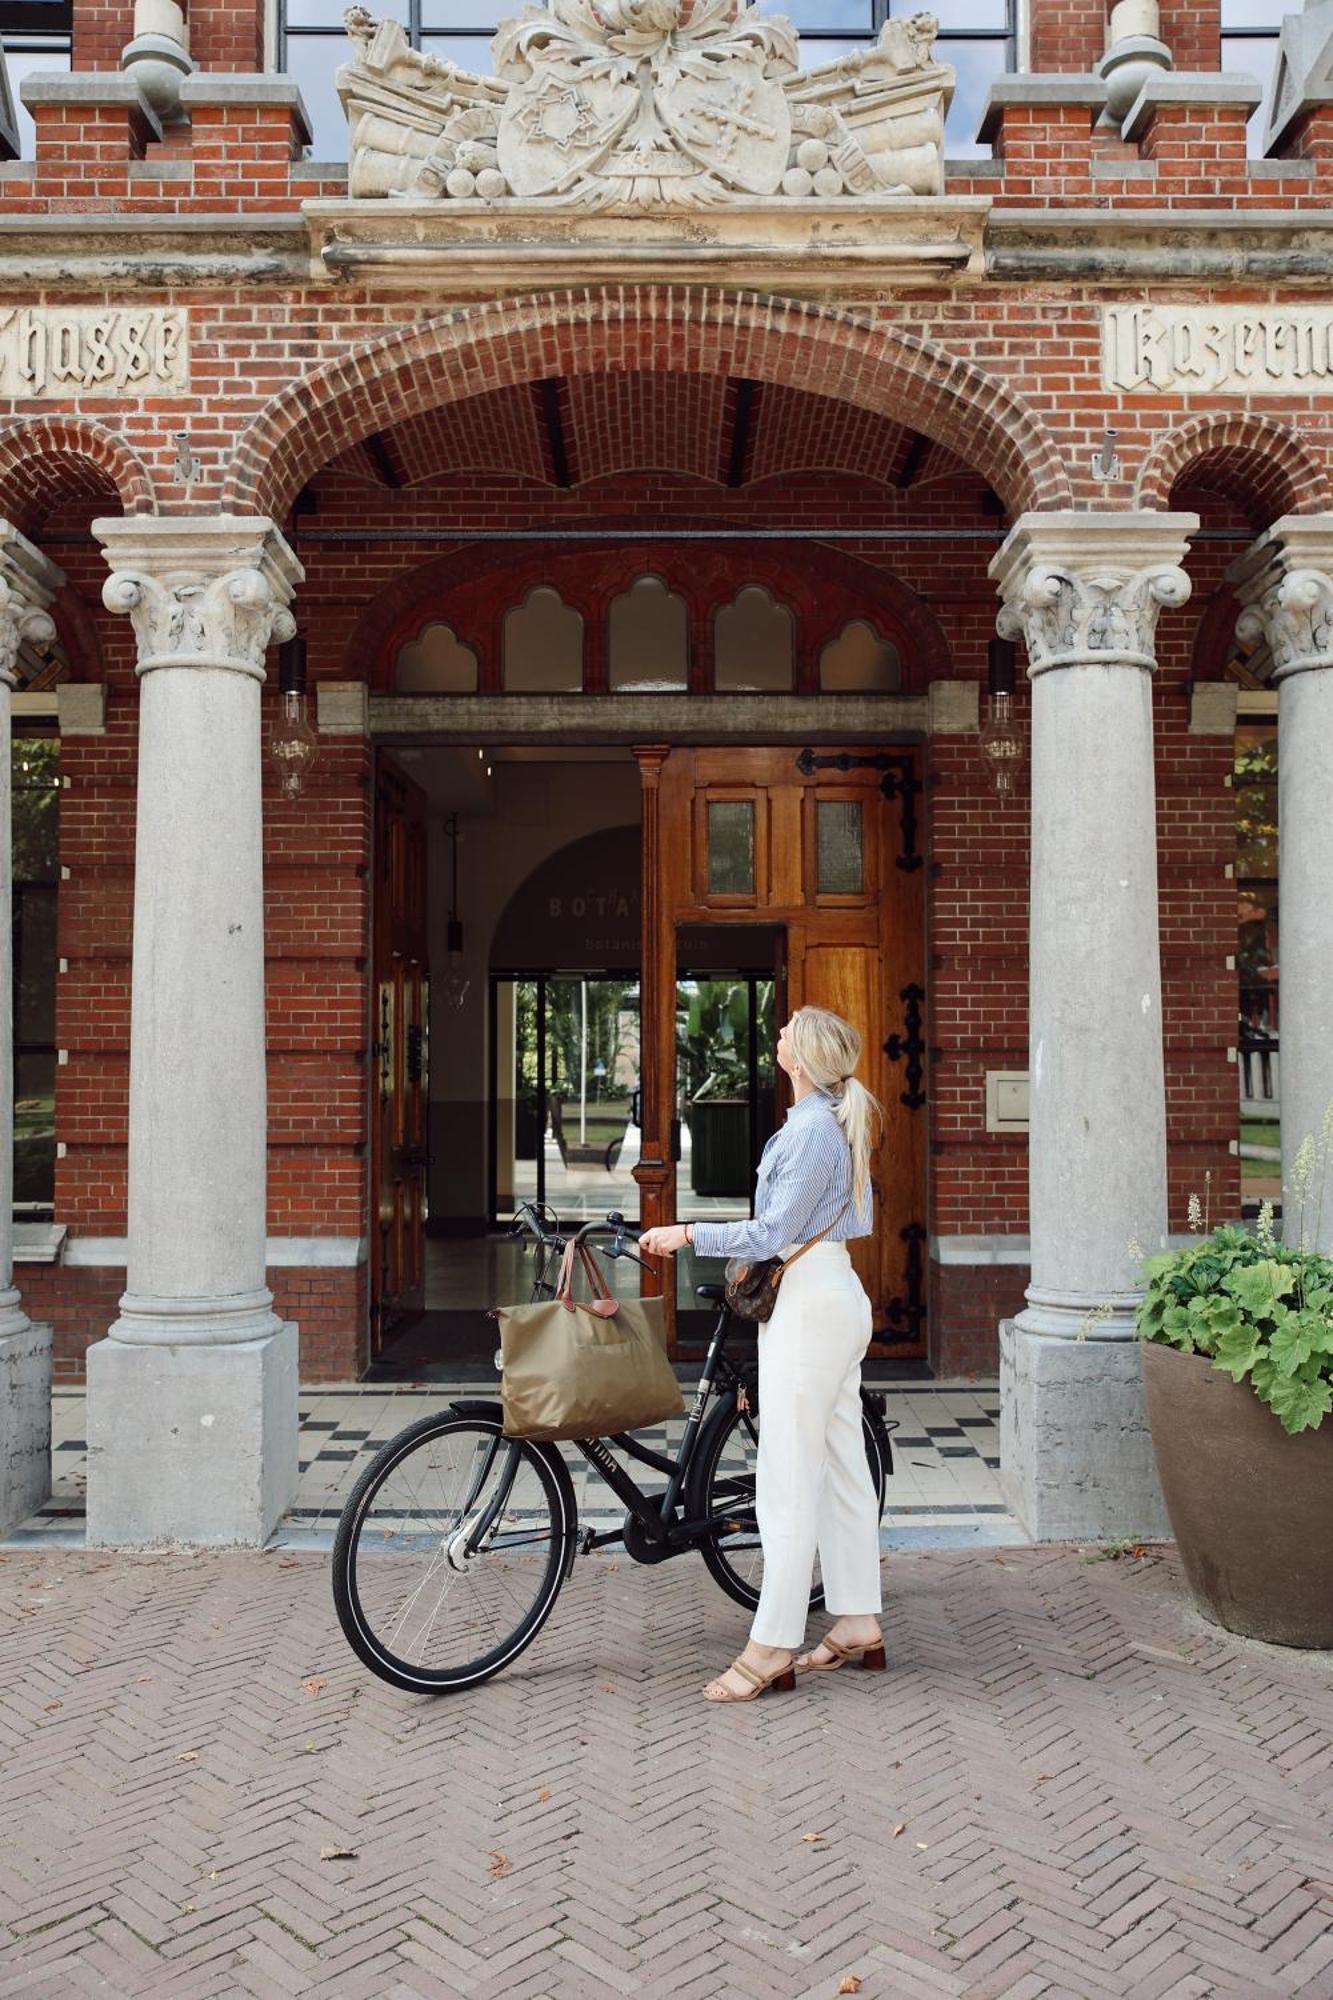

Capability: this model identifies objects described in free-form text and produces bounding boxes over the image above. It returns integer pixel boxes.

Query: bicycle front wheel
[332,1410,576,1692]
[688,1384,890,1613]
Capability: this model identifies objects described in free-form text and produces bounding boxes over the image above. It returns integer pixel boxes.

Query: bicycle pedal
[579,1528,597,1555]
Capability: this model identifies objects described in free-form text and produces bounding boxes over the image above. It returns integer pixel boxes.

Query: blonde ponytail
[787,1005,883,1212]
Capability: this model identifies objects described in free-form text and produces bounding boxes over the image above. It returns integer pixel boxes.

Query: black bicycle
[331,1203,895,1693]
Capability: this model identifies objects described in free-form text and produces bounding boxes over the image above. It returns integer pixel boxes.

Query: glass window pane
[282,34,348,156]
[1222,0,1289,26]
[14,1048,54,1206]
[944,37,1009,155]
[1220,34,1276,148]
[793,35,869,67]
[504,586,583,692]
[817,800,864,895]
[609,575,688,692]
[755,0,873,26]
[396,620,479,691]
[419,34,495,74]
[1236,784,1278,879]
[13,737,59,880]
[895,0,1009,22]
[285,0,406,22]
[419,0,510,24]
[15,886,56,1044]
[3,43,70,159]
[714,586,794,692]
[707,802,755,898]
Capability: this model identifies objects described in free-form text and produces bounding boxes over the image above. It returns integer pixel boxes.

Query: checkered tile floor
[27,1379,1027,1549]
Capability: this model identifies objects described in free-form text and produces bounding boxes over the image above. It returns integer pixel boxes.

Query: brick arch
[341,535,954,695]
[1135,414,1333,528]
[224,289,1072,521]
[0,416,156,535]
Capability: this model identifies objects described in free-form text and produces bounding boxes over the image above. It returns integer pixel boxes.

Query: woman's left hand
[638,1225,690,1257]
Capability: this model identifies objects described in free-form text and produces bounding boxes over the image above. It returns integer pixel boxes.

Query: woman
[639,1004,885,1703]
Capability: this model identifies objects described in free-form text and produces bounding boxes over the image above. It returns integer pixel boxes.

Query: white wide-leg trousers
[749,1240,884,1649]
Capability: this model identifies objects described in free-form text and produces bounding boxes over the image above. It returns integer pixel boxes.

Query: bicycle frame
[508,1203,757,1558]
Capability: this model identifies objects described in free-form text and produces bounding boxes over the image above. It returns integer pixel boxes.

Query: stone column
[86,517,302,1546]
[0,525,64,1537]
[989,511,1197,1541]
[1229,515,1333,1250]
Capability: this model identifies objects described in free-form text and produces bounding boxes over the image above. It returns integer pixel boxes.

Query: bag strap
[556,1231,617,1314]
[776,1199,851,1281]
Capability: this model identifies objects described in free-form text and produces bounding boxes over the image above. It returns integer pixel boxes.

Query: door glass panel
[707,800,755,896]
[817,799,864,895]
[498,976,641,1229]
[675,941,781,1317]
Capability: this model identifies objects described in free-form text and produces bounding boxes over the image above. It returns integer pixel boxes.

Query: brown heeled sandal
[704,1654,797,1703]
[795,1635,886,1674]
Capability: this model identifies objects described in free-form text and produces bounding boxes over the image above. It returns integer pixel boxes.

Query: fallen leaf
[1036,1772,1053,1782]
[801,1832,826,1845]
[916,1842,928,1850]
[487,1851,512,1878]
[838,1980,862,1995]
[177,1752,198,1763]
[44,1701,61,1713]
[319,1846,358,1862]
[537,1790,551,1803]
[301,1677,327,1697]
[892,1823,905,1838]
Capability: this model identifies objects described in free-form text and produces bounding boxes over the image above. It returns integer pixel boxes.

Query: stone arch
[0,416,156,534]
[1135,414,1332,528]
[223,288,1073,522]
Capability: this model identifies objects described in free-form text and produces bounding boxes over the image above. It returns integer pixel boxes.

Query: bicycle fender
[448,1399,581,1576]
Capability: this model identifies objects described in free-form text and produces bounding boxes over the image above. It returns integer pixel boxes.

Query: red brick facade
[8,0,1328,1377]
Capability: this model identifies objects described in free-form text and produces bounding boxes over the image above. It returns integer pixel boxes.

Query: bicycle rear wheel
[332,1410,576,1692]
[687,1383,890,1613]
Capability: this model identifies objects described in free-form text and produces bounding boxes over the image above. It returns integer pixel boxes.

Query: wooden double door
[634,745,927,1356]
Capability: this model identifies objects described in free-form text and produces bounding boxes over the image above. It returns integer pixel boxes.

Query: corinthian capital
[93,516,302,680]
[990,512,1198,677]
[0,523,66,689]
[1227,515,1333,684]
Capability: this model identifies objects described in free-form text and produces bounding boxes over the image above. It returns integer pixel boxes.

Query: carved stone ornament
[339,0,952,205]
[989,515,1199,679]
[1226,517,1333,684]
[1235,568,1333,681]
[0,526,65,690]
[996,564,1193,675]
[0,577,57,689]
[94,519,301,680]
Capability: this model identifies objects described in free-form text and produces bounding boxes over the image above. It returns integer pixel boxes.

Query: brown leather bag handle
[556,1232,618,1317]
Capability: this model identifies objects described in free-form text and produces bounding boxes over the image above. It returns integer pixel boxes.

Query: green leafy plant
[1137,1120,1333,1435]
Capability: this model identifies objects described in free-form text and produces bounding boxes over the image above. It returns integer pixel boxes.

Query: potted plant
[1137,1133,1333,1648]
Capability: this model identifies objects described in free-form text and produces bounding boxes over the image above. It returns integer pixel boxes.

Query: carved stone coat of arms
[339,0,953,207]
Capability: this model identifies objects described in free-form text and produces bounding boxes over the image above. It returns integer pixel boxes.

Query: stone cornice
[0,201,1330,291]
[304,195,990,292]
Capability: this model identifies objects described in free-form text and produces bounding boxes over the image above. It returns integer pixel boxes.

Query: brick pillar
[0,526,64,1536]
[85,516,302,1547]
[1229,516,1333,1250]
[989,510,1197,1541]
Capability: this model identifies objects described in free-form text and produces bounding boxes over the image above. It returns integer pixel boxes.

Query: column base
[0,1318,52,1537]
[86,1321,298,1547]
[999,1319,1170,1542]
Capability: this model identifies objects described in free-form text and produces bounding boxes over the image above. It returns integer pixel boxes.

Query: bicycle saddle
[695,1283,726,1303]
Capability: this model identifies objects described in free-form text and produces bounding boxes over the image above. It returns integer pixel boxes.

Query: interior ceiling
[322,371,972,497]
[392,745,634,817]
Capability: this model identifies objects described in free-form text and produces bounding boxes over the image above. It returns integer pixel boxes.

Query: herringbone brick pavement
[1,1544,1331,1998]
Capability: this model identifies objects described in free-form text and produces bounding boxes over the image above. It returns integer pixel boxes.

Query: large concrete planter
[1141,1341,1333,1648]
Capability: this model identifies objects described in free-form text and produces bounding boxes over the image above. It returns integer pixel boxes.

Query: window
[714,586,794,692]
[609,576,688,693]
[1236,714,1279,1207]
[13,732,58,1212]
[1,0,72,159]
[278,1,1017,161]
[395,620,479,691]
[754,0,1016,157]
[280,0,502,158]
[1221,0,1289,149]
[503,586,583,693]
[820,619,902,693]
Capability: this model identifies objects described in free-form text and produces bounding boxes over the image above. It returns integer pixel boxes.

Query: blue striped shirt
[689,1090,872,1263]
